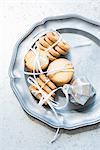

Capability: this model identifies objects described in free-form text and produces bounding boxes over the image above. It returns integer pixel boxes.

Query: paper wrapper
[62,77,96,106]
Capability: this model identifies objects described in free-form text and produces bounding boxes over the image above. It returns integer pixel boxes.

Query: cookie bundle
[24,31,74,105]
[35,32,70,61]
[29,74,57,104]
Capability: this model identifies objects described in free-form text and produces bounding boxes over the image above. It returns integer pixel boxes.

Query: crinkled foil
[62,77,96,105]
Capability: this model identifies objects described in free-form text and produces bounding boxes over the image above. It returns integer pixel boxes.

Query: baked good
[29,74,57,105]
[36,41,46,51]
[54,44,69,55]
[36,77,56,97]
[35,32,70,61]
[29,85,53,105]
[46,32,58,43]
[24,49,49,72]
[39,74,57,90]
[46,51,57,61]
[47,58,74,86]
[58,41,70,51]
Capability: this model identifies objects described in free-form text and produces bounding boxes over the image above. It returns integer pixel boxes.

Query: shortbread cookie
[46,41,70,61]
[29,85,42,100]
[24,49,49,72]
[39,36,50,48]
[58,41,70,52]
[44,35,54,46]
[37,47,57,61]
[36,77,55,97]
[47,58,74,86]
[46,32,58,43]
[28,74,57,104]
[46,51,56,61]
[39,74,57,90]
[29,85,54,105]
[35,32,70,61]
[36,41,46,51]
[54,45,67,55]
[48,48,60,58]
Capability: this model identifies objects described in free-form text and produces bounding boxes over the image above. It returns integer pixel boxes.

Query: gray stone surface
[0,0,100,150]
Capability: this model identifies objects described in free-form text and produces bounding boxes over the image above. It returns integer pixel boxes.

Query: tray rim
[9,14,100,129]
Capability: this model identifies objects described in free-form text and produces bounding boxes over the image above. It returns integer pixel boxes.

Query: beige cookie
[39,74,57,90]
[39,36,50,48]
[44,35,54,46]
[36,41,46,51]
[24,49,49,72]
[29,85,42,100]
[58,41,70,52]
[46,40,70,59]
[48,48,60,58]
[29,85,53,105]
[37,47,56,62]
[24,50,35,71]
[46,32,58,43]
[54,45,68,55]
[46,51,56,61]
[36,77,55,97]
[47,58,74,86]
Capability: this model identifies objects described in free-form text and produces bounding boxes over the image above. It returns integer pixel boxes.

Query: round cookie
[54,45,68,55]
[36,77,55,97]
[48,48,60,57]
[38,50,49,70]
[29,85,42,100]
[39,36,49,48]
[46,51,56,61]
[29,85,54,105]
[39,74,57,90]
[44,35,54,46]
[46,32,59,43]
[58,41,70,52]
[47,58,74,86]
[24,49,49,72]
[24,50,35,71]
[36,41,46,51]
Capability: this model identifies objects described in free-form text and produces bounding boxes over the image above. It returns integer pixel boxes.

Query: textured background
[0,0,100,150]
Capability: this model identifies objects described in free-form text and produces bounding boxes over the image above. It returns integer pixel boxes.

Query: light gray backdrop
[0,0,100,150]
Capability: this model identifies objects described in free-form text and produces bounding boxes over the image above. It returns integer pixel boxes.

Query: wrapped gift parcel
[62,77,96,105]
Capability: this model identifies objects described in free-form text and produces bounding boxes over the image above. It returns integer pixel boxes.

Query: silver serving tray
[9,14,100,129]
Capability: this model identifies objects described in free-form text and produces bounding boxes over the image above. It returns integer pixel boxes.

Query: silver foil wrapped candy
[62,77,96,106]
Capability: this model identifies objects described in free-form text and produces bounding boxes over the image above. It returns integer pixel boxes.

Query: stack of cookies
[24,31,74,104]
[36,32,70,61]
[29,74,57,104]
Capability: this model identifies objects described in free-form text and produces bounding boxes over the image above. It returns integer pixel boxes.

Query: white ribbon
[24,30,71,143]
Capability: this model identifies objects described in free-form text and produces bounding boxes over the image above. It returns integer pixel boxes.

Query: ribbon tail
[50,128,60,144]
